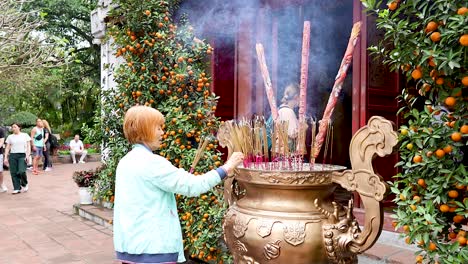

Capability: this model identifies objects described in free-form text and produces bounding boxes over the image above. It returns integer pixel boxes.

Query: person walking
[113,106,244,264]
[3,123,31,194]
[30,119,46,175]
[0,126,7,193]
[69,135,87,164]
[42,119,53,171]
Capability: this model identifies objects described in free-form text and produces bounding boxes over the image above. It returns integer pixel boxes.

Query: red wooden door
[212,35,236,121]
[352,0,401,210]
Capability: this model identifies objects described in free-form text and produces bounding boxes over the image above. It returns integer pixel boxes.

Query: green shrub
[4,111,38,127]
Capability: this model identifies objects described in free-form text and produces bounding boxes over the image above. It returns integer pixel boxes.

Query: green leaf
[39,11,48,18]
[448,60,460,69]
[415,139,423,149]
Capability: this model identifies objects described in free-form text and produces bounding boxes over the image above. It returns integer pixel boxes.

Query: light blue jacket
[113,144,222,263]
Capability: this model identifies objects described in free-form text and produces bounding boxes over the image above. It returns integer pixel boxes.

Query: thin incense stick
[323,120,332,165]
[330,124,334,165]
[262,125,269,161]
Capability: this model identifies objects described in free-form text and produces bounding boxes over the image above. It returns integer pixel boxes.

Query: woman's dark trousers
[43,142,52,169]
[9,153,28,191]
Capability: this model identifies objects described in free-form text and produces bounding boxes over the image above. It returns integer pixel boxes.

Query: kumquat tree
[96,0,229,262]
[362,1,467,263]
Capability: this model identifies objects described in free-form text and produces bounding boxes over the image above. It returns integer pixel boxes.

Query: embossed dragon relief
[232,240,260,264]
[314,199,360,264]
[231,239,281,264]
[227,220,281,263]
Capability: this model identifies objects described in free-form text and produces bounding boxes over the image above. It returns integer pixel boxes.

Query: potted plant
[73,168,98,205]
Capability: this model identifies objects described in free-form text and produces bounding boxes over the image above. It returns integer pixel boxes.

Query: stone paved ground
[0,162,117,264]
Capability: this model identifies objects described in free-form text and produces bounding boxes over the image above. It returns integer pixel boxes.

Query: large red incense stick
[256,43,279,120]
[298,21,311,122]
[313,22,362,158]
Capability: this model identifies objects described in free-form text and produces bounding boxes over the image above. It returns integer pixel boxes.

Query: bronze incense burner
[218,116,397,264]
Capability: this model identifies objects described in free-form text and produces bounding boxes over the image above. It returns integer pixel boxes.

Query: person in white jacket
[113,105,244,264]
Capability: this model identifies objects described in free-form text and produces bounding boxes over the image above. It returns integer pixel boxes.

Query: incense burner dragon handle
[327,116,398,256]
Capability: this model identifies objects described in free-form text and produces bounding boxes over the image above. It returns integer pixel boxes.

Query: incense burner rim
[237,163,347,173]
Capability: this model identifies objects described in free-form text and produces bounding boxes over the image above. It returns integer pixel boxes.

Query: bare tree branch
[0,0,65,72]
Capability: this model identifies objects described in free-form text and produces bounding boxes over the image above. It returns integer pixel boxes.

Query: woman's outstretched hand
[221,152,244,176]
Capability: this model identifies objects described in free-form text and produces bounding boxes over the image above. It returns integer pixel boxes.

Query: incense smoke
[176,0,354,165]
[177,0,353,117]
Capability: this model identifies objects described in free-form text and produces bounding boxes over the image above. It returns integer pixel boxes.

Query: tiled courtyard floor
[0,162,117,264]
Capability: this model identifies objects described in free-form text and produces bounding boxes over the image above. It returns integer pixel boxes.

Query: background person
[278,83,300,139]
[69,135,87,164]
[41,120,53,171]
[4,123,31,194]
[113,106,244,264]
[0,126,7,192]
[267,83,301,152]
[30,118,45,175]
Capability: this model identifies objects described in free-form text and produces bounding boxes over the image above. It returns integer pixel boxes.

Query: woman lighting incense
[113,106,244,264]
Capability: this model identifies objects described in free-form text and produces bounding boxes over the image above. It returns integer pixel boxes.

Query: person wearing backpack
[30,119,45,175]
[42,120,53,171]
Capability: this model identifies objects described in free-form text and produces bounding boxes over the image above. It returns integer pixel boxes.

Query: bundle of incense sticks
[222,117,334,171]
[239,118,254,159]
[222,118,262,168]
[275,120,289,157]
[296,120,308,155]
[262,123,269,161]
[226,121,243,153]
[310,118,317,166]
[190,137,210,173]
[253,117,268,167]
[294,120,308,170]
[322,120,334,166]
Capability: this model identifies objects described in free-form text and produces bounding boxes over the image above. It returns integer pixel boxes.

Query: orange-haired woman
[113,106,243,264]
